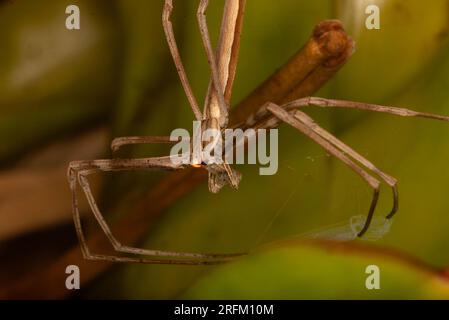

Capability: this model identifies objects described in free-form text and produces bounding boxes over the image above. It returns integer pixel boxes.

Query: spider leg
[203,0,245,113]
[241,96,449,131]
[292,110,399,219]
[242,95,449,219]
[163,0,203,121]
[280,96,449,218]
[68,166,90,258]
[82,254,235,265]
[265,103,381,237]
[282,97,449,122]
[68,157,245,264]
[110,135,188,153]
[197,0,245,192]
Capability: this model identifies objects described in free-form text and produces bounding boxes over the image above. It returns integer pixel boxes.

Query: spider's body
[68,0,449,265]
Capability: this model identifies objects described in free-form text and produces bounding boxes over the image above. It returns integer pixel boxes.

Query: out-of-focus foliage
[183,241,449,299]
[0,0,121,162]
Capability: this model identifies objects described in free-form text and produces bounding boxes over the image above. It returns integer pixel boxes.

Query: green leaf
[183,241,449,299]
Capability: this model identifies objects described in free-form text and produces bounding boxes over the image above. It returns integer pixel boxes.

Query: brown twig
[231,20,354,125]
[0,20,354,299]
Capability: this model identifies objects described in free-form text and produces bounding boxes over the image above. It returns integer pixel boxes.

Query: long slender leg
[285,97,449,122]
[110,136,189,153]
[68,157,245,264]
[241,96,449,221]
[266,103,381,236]
[163,0,203,120]
[279,96,449,218]
[78,165,240,259]
[68,167,91,258]
[68,157,187,261]
[206,0,246,105]
[292,110,399,219]
[110,136,241,191]
[197,0,229,125]
[197,0,244,190]
[242,96,449,131]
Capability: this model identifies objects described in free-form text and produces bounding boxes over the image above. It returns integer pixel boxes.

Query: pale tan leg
[68,157,245,264]
[163,0,203,120]
[243,96,449,131]
[197,0,229,124]
[242,96,449,222]
[291,110,399,219]
[284,97,449,122]
[266,103,381,236]
[110,135,188,153]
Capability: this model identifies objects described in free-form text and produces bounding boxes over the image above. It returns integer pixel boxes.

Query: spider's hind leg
[68,157,245,264]
[110,136,185,154]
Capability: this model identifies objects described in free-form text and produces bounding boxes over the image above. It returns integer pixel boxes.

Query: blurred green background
[1,0,449,299]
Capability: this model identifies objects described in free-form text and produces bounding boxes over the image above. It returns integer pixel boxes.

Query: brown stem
[0,20,354,299]
[231,20,354,125]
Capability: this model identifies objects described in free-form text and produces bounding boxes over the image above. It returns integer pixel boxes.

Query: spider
[68,0,449,265]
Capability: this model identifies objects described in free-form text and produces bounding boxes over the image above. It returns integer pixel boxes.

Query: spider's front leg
[245,96,449,235]
[163,0,203,120]
[68,156,245,265]
[110,135,186,154]
[263,103,392,237]
[197,0,230,125]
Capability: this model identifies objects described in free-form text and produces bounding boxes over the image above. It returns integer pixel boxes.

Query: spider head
[206,163,242,194]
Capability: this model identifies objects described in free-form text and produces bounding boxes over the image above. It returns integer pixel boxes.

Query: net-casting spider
[68,0,449,265]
